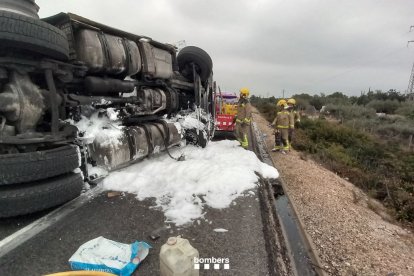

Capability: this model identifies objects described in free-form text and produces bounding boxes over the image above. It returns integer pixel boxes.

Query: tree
[309,95,325,110]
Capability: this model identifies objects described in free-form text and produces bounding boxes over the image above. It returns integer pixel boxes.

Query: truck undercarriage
[0,2,216,217]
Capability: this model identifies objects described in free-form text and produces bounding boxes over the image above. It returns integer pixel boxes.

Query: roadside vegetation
[251,90,414,226]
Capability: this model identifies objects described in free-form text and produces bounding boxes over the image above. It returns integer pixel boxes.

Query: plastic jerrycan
[160,236,199,276]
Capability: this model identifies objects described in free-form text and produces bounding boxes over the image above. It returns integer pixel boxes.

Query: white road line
[0,185,103,259]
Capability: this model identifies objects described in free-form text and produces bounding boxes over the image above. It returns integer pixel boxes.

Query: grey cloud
[36,0,414,96]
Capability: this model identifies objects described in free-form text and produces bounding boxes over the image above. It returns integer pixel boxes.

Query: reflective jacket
[236,98,252,124]
[289,110,301,126]
[272,110,293,129]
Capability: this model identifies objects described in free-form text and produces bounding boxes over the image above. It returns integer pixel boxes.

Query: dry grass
[352,190,362,204]
[367,198,394,223]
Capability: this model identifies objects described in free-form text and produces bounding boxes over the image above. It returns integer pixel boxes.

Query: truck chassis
[0,2,215,217]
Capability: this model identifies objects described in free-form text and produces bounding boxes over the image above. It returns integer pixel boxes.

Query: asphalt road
[0,125,323,276]
[0,185,270,276]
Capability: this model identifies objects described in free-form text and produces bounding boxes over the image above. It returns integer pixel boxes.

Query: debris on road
[149,226,169,241]
[107,191,122,198]
[69,237,151,276]
[213,228,229,233]
[160,236,199,276]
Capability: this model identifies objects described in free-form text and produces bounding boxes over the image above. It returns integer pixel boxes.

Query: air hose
[153,120,185,161]
[43,271,116,276]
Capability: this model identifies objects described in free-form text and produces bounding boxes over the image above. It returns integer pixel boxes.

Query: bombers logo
[193,257,230,270]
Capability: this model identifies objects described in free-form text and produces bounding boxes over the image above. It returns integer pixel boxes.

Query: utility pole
[408,62,414,99]
[282,89,285,99]
[407,26,414,100]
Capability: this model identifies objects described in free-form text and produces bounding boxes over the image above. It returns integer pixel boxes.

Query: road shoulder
[253,111,414,275]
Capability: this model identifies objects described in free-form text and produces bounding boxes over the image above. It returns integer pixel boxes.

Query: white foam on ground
[102,140,278,226]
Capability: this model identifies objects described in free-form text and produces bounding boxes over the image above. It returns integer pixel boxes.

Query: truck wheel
[185,129,208,148]
[0,173,83,218]
[177,46,213,82]
[0,10,69,60]
[0,145,80,185]
[0,0,39,19]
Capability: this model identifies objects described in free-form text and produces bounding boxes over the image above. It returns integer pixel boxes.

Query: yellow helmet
[276,99,287,107]
[239,87,250,97]
[287,98,296,105]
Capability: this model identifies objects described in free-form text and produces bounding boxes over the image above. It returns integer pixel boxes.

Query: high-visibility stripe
[236,118,251,124]
[277,125,289,129]
[241,134,249,148]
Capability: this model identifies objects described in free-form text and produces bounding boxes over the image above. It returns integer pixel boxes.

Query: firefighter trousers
[288,128,294,146]
[235,123,250,149]
[274,128,289,150]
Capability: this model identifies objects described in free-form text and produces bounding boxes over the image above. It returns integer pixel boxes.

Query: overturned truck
[0,0,215,217]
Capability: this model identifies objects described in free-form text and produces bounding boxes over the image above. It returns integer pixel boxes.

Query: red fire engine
[215,91,238,133]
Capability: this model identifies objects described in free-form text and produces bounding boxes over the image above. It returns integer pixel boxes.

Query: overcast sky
[37,0,414,97]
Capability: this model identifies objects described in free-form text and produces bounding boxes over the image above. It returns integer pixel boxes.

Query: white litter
[213,228,228,233]
[69,236,151,276]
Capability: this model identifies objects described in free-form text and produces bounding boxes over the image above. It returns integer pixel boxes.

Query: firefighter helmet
[287,98,296,105]
[276,99,287,107]
[239,87,250,97]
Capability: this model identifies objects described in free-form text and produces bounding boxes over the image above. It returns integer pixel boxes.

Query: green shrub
[366,99,401,114]
[395,102,414,120]
[324,144,357,166]
[256,102,277,123]
[376,122,414,138]
[294,117,414,224]
[394,188,414,222]
[323,104,376,120]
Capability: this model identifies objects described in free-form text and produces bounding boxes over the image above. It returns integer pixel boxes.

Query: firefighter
[271,99,293,153]
[272,99,286,150]
[234,87,252,149]
[287,98,300,148]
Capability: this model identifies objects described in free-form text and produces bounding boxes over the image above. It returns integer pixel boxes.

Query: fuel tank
[88,122,181,171]
[140,41,173,79]
[74,29,142,76]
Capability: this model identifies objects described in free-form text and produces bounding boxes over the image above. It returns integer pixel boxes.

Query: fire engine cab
[215,91,238,133]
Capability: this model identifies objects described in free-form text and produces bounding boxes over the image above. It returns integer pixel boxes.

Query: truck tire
[0,0,39,19]
[0,173,84,218]
[177,46,213,82]
[0,145,80,185]
[185,129,208,148]
[0,10,69,60]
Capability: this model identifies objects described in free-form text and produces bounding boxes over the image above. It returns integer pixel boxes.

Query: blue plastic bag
[69,236,151,276]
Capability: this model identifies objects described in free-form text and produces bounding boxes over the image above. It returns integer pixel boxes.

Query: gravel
[253,111,414,276]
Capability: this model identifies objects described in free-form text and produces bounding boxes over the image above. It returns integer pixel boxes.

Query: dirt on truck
[0,0,216,218]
